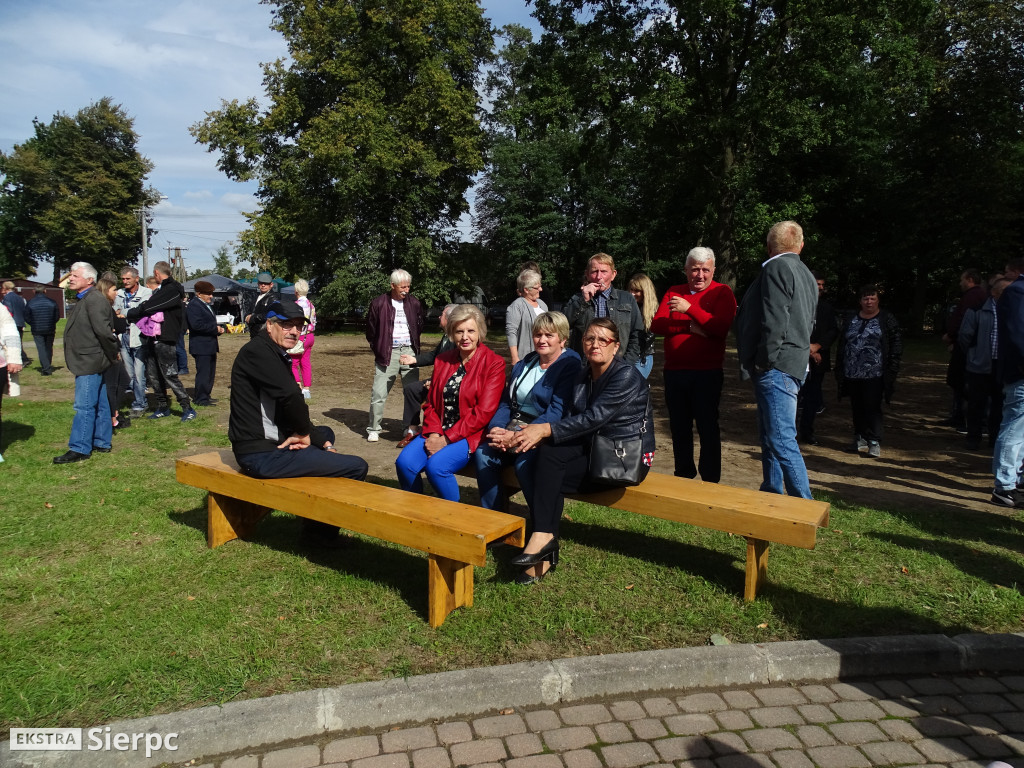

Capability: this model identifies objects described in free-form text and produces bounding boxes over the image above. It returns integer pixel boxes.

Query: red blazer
[423,344,506,452]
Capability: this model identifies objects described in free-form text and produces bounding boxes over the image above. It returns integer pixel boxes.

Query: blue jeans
[69,373,112,455]
[992,380,1024,491]
[395,435,470,501]
[121,339,148,411]
[753,368,811,498]
[634,354,654,379]
[473,441,538,510]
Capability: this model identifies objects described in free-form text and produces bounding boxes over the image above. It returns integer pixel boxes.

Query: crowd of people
[2,220,1023,574]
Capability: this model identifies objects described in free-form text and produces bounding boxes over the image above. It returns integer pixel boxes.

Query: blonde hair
[96,277,118,302]
[532,311,569,343]
[446,304,487,342]
[294,278,309,296]
[628,273,657,331]
[767,220,803,255]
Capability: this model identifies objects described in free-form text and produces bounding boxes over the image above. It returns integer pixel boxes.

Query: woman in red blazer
[395,304,506,501]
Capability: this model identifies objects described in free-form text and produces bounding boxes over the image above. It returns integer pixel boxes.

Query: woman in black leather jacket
[507,317,654,584]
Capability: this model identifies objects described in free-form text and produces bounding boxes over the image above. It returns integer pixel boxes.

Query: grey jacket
[64,287,119,376]
[959,298,996,375]
[735,252,818,381]
[114,285,152,348]
[564,287,643,364]
[505,296,547,360]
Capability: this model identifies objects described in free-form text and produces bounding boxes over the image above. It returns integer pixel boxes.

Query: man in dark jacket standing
[25,287,60,375]
[187,280,223,406]
[564,253,644,364]
[54,262,120,464]
[799,271,838,445]
[364,268,424,442]
[943,269,988,432]
[735,220,818,499]
[126,261,196,422]
[230,300,368,545]
[246,271,280,338]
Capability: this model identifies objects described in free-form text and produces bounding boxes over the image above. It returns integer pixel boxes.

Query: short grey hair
[120,267,139,279]
[70,262,98,283]
[446,304,487,342]
[685,247,715,266]
[390,268,412,286]
[517,269,541,293]
[293,278,309,296]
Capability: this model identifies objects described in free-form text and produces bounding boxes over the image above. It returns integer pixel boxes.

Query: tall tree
[0,98,156,280]
[191,0,493,310]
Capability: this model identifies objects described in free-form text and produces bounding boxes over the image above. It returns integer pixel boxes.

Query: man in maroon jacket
[365,268,425,442]
[651,247,737,482]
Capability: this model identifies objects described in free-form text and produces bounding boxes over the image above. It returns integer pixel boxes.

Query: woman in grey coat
[505,269,547,364]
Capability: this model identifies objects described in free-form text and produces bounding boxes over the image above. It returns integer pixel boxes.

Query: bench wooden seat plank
[176,450,525,627]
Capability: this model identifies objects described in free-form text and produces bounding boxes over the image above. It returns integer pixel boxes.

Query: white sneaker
[367,431,379,443]
[301,387,311,400]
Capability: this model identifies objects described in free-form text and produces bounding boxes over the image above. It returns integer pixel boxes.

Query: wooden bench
[483,468,830,601]
[176,450,525,627]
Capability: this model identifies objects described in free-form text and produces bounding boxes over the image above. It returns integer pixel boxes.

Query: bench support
[744,538,769,601]
[427,555,473,628]
[208,492,271,548]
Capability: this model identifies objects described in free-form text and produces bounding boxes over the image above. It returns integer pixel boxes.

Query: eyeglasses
[258,282,272,286]
[582,335,616,347]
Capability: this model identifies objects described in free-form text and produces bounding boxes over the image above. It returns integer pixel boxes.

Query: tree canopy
[0,97,156,280]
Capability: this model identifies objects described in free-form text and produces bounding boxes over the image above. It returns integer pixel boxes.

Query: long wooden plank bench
[176,450,525,628]
[479,467,830,601]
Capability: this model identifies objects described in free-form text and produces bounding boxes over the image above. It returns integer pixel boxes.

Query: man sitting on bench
[229,299,369,547]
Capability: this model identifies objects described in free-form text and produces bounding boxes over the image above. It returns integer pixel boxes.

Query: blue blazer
[187,298,220,356]
[488,348,581,430]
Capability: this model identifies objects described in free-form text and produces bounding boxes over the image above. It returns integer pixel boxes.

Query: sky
[0,0,541,279]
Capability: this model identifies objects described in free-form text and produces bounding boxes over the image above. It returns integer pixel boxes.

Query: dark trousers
[104,362,130,417]
[236,427,369,538]
[663,368,724,482]
[32,333,54,374]
[145,340,191,410]
[847,377,884,442]
[17,327,29,364]
[176,331,188,373]
[966,370,1003,445]
[192,354,217,404]
[799,364,827,439]
[530,441,592,536]
[403,379,427,426]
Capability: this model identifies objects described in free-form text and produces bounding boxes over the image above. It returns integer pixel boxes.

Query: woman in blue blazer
[474,311,580,512]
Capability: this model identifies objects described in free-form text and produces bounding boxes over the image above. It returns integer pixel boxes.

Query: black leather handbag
[587,418,648,487]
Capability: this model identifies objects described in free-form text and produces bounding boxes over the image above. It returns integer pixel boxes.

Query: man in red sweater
[651,247,737,482]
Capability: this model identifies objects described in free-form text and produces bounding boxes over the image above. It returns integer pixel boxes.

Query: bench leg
[744,538,769,601]
[208,492,271,548]
[427,555,473,628]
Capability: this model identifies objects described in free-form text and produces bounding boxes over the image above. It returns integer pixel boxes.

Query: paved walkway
[4,635,1023,768]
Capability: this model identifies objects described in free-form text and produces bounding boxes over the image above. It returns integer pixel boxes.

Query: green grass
[1,360,1023,730]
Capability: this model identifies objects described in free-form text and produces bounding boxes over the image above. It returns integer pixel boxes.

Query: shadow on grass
[1,419,36,453]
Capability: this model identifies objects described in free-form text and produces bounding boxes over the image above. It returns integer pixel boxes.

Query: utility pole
[137,194,168,277]
[167,245,189,283]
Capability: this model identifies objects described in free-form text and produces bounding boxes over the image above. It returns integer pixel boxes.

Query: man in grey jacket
[735,221,818,498]
[114,267,152,414]
[564,253,643,364]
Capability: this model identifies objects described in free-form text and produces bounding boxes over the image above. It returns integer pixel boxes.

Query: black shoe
[92,446,112,453]
[990,488,1024,508]
[194,399,218,407]
[514,562,556,586]
[510,538,560,567]
[114,416,131,429]
[800,434,819,446]
[41,370,52,376]
[53,450,89,464]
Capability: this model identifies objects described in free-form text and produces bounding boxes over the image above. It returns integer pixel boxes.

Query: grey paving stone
[859,740,927,765]
[677,692,728,713]
[906,677,963,696]
[599,741,660,768]
[795,725,837,748]
[505,733,544,758]
[222,757,259,768]
[641,697,677,717]
[739,727,801,751]
[829,700,887,721]
[609,701,647,722]
[715,754,774,768]
[878,719,925,741]
[912,715,973,737]
[562,749,602,768]
[752,687,808,707]
[878,698,923,717]
[707,732,747,754]
[770,749,815,768]
[797,703,837,723]
[383,727,438,753]
[627,718,669,740]
[799,684,839,704]
[959,713,1002,734]
[559,704,612,726]
[594,721,633,744]
[913,737,977,763]
[325,737,382,764]
[541,727,598,752]
[412,747,452,768]
[652,735,712,761]
[714,710,754,731]
[964,733,1015,758]
[1003,675,1024,691]
[663,713,718,735]
[827,721,888,745]
[958,693,1014,713]
[805,745,871,767]
[1007,692,1024,710]
[913,695,970,715]
[525,710,562,732]
[952,675,1008,693]
[876,679,917,698]
[262,746,322,768]
[472,713,527,738]
[749,705,804,727]
[437,723,474,746]
[993,711,1024,731]
[721,690,759,709]
[449,739,508,766]
[505,754,565,768]
[674,761,715,768]
[830,681,884,701]
[998,732,1024,754]
[352,754,412,768]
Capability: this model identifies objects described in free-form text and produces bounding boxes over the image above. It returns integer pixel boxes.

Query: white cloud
[183,190,213,200]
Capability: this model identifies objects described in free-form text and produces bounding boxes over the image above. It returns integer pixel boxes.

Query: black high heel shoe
[509,538,559,567]
[514,553,558,586]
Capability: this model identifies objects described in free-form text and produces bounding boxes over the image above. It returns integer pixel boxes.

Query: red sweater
[651,281,737,370]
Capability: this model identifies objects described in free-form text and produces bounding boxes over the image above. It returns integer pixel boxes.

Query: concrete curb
[5,632,1023,768]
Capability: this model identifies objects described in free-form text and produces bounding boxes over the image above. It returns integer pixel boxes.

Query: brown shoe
[396,428,420,449]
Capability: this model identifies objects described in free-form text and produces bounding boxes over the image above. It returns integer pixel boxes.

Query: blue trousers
[69,373,112,455]
[473,441,538,510]
[395,435,470,501]
[754,368,811,498]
